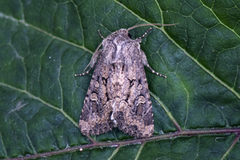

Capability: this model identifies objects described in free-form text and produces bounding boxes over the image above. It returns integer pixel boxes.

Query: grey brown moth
[75,23,177,138]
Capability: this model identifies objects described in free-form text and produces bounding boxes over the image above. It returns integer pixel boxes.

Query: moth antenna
[127,23,178,31]
[75,44,102,77]
[127,23,176,78]
[98,30,105,39]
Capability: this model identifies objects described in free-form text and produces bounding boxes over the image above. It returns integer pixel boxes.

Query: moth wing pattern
[79,52,114,135]
[77,26,169,138]
[112,48,154,138]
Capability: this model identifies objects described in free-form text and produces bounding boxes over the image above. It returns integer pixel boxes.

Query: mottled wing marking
[110,45,154,138]
[79,53,114,135]
[78,28,161,138]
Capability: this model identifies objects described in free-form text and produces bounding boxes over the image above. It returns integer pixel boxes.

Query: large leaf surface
[0,0,240,159]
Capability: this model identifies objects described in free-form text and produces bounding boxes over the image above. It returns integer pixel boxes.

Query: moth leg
[146,64,166,78]
[140,50,166,78]
[139,27,152,39]
[75,49,102,77]
[98,30,105,39]
[76,28,109,77]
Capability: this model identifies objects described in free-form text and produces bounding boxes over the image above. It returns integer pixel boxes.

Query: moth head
[117,29,128,36]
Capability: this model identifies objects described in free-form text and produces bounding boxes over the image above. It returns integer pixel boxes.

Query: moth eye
[128,33,132,38]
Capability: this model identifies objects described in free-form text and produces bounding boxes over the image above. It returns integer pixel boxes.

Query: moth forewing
[75,23,177,137]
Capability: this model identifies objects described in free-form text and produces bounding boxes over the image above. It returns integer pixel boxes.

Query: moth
[75,23,176,138]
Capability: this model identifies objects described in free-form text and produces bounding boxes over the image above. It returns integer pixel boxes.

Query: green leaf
[0,0,240,159]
